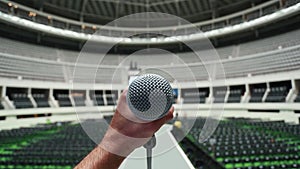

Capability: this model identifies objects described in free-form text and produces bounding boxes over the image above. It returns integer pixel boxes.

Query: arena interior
[0,0,300,168]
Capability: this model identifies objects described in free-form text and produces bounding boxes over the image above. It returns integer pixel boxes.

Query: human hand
[99,89,174,156]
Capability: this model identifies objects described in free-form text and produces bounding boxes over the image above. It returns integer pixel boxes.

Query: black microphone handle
[143,135,156,169]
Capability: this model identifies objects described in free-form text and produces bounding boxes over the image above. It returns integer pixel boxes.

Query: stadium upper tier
[0,0,299,44]
[0,29,299,83]
[8,0,269,25]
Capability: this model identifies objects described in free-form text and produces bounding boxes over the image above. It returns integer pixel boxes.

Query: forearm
[74,145,125,169]
[74,126,143,169]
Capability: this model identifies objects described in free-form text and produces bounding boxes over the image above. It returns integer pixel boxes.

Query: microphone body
[127,74,173,121]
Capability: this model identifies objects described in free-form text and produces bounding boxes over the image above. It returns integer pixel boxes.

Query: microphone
[127,74,174,121]
[127,74,173,169]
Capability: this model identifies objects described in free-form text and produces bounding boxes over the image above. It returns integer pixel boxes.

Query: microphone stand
[143,135,156,169]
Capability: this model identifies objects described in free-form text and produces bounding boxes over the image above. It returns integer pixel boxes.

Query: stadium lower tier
[0,120,107,169]
[0,117,300,169]
[174,118,300,169]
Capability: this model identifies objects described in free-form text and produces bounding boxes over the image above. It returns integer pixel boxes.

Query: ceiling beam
[209,0,218,18]
[179,1,189,16]
[66,0,73,10]
[97,1,108,16]
[194,0,202,12]
[134,2,139,13]
[116,0,124,18]
[34,0,45,11]
[165,2,176,15]
[187,0,197,14]
[106,2,115,17]
[80,0,88,21]
[127,4,132,16]
[159,3,170,13]
[58,0,64,7]
[151,4,161,13]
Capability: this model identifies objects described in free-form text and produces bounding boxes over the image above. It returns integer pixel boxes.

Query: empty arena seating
[53,91,72,107]
[294,91,300,102]
[0,102,4,110]
[265,82,291,102]
[35,15,50,25]
[181,88,209,104]
[238,29,300,57]
[0,2,8,13]
[0,53,65,82]
[213,87,227,103]
[8,93,33,109]
[286,0,300,6]
[0,30,300,83]
[71,91,86,107]
[178,118,300,169]
[69,24,82,32]
[262,4,278,16]
[90,91,105,106]
[52,20,67,29]
[32,93,50,108]
[56,94,72,107]
[104,91,118,106]
[106,95,116,106]
[227,86,245,103]
[249,84,267,103]
[0,37,60,61]
[0,120,107,169]
[73,96,86,107]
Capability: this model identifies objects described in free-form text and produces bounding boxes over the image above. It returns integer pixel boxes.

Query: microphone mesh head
[127,74,173,121]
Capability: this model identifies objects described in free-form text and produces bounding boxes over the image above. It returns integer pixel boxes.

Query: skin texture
[75,89,174,169]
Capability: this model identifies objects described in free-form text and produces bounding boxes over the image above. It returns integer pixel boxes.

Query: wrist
[100,126,149,157]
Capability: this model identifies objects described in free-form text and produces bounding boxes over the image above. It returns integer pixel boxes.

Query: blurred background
[0,0,300,168]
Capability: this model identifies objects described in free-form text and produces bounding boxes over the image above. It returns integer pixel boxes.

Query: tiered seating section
[0,28,300,82]
[181,88,209,104]
[54,94,72,107]
[249,84,267,103]
[265,86,289,102]
[177,118,300,169]
[32,93,50,108]
[227,86,245,103]
[0,120,108,169]
[90,91,105,106]
[73,96,86,107]
[213,87,227,103]
[179,81,298,104]
[1,117,299,169]
[8,92,33,109]
[0,79,297,111]
[0,89,119,111]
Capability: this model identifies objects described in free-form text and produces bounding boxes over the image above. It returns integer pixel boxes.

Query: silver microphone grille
[127,74,173,121]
